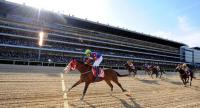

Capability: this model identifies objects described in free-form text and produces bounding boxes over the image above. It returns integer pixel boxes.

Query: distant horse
[145,65,164,79]
[175,65,194,86]
[150,66,160,78]
[64,59,127,100]
[124,63,137,77]
[144,66,151,75]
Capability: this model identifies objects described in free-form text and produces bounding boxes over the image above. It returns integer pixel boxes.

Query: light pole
[38,31,44,61]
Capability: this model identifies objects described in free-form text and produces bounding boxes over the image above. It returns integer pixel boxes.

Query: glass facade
[180,46,200,65]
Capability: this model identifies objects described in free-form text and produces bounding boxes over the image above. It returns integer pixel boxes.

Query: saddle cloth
[92,67,105,78]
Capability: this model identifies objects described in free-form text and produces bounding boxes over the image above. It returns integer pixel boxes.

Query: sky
[7,0,200,47]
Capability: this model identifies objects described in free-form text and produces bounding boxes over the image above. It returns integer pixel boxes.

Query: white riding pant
[93,56,103,67]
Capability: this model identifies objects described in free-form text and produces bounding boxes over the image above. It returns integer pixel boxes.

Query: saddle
[92,67,104,78]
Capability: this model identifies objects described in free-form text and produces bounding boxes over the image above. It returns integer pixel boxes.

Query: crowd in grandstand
[0,36,179,62]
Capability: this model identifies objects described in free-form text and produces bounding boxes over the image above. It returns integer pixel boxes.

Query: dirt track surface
[0,72,200,108]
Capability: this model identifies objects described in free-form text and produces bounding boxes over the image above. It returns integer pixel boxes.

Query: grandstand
[0,1,186,70]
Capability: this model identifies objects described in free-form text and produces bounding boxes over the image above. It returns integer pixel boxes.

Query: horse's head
[175,64,185,74]
[64,58,77,73]
[124,63,129,68]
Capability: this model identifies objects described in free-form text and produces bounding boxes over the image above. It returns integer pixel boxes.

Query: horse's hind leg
[190,76,192,86]
[156,73,158,78]
[105,80,113,91]
[133,70,137,77]
[68,79,83,92]
[112,79,126,92]
[151,73,153,79]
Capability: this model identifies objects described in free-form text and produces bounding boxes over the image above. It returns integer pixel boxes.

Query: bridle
[70,60,92,75]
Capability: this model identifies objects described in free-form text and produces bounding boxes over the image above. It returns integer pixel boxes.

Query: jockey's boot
[95,66,100,81]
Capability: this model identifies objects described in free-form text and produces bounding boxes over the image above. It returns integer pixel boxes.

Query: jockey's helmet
[84,49,91,56]
[127,60,133,65]
[182,63,187,67]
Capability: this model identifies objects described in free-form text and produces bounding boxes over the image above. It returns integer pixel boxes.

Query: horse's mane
[76,60,92,69]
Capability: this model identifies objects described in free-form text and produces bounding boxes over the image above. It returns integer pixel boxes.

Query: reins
[81,70,91,75]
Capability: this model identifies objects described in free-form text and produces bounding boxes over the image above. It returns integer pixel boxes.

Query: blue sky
[7,0,200,47]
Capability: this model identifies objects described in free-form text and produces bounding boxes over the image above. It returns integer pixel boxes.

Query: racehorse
[144,65,164,79]
[124,63,137,77]
[150,66,160,78]
[64,59,127,100]
[175,65,194,86]
[144,66,151,75]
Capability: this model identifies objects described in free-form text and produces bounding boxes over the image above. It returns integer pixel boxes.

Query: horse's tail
[105,69,129,77]
[110,69,129,77]
[116,72,129,77]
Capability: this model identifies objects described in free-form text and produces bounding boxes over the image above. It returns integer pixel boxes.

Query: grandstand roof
[65,16,186,48]
[0,0,20,13]
[192,47,200,50]
[0,1,186,48]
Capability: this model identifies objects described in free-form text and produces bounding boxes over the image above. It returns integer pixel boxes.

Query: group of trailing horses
[124,63,165,78]
[64,58,196,100]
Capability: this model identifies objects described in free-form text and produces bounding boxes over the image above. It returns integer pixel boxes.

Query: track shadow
[82,100,96,108]
[138,79,160,85]
[112,95,142,108]
[69,100,96,108]
[161,78,183,85]
[169,81,183,85]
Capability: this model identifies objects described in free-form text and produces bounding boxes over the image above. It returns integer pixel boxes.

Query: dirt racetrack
[0,70,200,108]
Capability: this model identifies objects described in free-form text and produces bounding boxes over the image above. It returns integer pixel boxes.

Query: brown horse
[124,63,137,77]
[144,66,151,75]
[144,65,164,79]
[64,59,127,100]
[175,65,194,86]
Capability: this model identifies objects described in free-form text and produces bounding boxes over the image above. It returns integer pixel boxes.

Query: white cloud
[177,16,192,32]
[152,16,200,47]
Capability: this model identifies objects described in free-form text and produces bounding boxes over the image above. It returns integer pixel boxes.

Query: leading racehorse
[175,64,194,86]
[64,59,127,100]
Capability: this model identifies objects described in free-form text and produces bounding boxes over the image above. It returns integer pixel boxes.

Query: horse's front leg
[155,72,159,78]
[159,72,162,79]
[181,77,186,86]
[68,79,83,92]
[80,82,90,100]
[151,73,153,79]
[185,77,188,83]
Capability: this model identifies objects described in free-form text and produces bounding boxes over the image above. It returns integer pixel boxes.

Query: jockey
[84,49,103,80]
[156,66,160,71]
[144,63,148,68]
[182,63,190,75]
[127,60,135,70]
[147,64,151,69]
